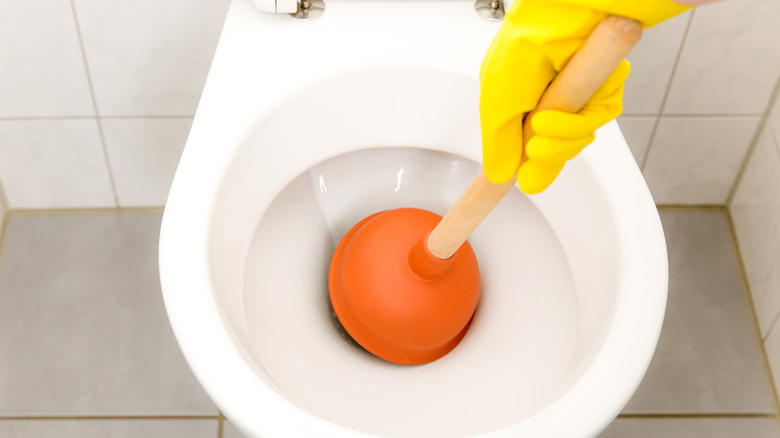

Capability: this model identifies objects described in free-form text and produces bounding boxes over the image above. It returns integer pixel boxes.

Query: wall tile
[72,0,229,116]
[0,0,93,117]
[623,11,690,115]
[664,0,780,115]
[0,120,115,209]
[771,91,780,141]
[0,420,217,438]
[763,313,780,401]
[643,117,759,204]
[0,192,5,230]
[617,116,655,165]
[731,126,780,338]
[101,118,191,207]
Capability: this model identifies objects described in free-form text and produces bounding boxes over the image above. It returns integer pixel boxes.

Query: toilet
[158,0,668,437]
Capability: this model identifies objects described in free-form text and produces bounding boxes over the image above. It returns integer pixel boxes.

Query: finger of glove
[530,59,630,139]
[517,160,565,195]
[589,59,631,103]
[525,133,595,164]
[481,115,525,184]
[480,39,554,184]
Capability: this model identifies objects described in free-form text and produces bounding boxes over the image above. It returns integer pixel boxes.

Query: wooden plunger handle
[427,15,643,260]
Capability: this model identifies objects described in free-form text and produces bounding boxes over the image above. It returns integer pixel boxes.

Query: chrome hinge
[475,0,505,20]
[290,0,325,19]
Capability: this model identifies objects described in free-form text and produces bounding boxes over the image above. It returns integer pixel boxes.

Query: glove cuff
[558,0,692,27]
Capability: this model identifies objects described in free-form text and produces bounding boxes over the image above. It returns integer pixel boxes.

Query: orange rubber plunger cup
[329,208,481,365]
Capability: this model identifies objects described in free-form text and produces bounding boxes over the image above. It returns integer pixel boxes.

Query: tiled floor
[0,208,776,437]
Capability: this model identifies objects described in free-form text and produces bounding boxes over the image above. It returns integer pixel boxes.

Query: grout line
[0,116,96,121]
[10,207,165,217]
[758,127,780,339]
[3,113,760,121]
[218,412,225,438]
[756,126,780,336]
[68,0,119,207]
[724,210,780,433]
[4,204,724,217]
[726,72,780,206]
[0,208,10,274]
[627,114,763,119]
[0,183,9,218]
[0,415,220,421]
[618,114,658,118]
[13,113,754,119]
[640,9,696,171]
[617,413,777,419]
[0,115,195,121]
[97,115,195,120]
[656,204,725,212]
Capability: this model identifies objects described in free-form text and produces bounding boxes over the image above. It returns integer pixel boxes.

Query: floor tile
[599,417,780,438]
[0,419,217,438]
[622,210,774,413]
[0,213,216,415]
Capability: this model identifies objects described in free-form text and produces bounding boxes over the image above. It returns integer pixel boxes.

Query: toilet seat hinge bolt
[474,0,505,20]
[290,0,324,19]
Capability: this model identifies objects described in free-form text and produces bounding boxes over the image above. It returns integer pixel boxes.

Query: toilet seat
[160,1,668,436]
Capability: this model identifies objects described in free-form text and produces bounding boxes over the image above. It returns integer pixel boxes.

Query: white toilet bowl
[159,1,668,437]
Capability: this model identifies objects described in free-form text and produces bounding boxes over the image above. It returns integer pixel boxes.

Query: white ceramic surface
[159,1,668,437]
[622,10,690,116]
[101,118,191,207]
[0,189,5,228]
[73,0,229,116]
[616,116,656,165]
[244,148,578,437]
[0,0,93,118]
[763,314,780,399]
[731,126,780,338]
[771,94,780,142]
[0,119,115,209]
[643,116,759,205]
[663,0,780,115]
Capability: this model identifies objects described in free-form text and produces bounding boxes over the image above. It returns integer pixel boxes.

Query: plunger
[329,16,643,365]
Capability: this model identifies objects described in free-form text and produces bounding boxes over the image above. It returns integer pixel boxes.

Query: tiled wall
[0,0,229,209]
[0,0,779,209]
[730,89,780,396]
[620,0,780,205]
[0,185,5,231]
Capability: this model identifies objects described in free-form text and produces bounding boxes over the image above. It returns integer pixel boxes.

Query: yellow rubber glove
[480,0,691,194]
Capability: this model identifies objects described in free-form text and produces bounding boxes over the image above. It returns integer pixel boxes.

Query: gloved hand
[480,0,691,194]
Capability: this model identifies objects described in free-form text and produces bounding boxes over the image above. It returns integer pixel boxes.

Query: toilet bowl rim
[160,120,667,438]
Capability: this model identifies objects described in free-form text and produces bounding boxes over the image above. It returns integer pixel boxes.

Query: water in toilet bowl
[243,147,578,437]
